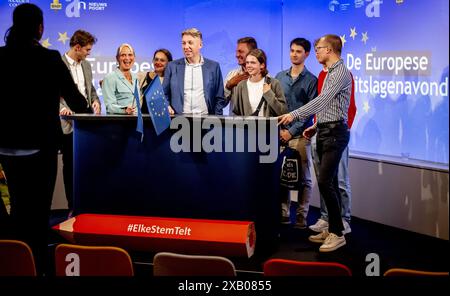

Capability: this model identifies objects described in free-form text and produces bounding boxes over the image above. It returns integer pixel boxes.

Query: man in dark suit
[0,3,87,274]
[163,28,225,115]
[60,30,100,215]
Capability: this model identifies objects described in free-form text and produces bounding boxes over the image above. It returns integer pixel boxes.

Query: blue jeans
[315,122,349,235]
[312,137,352,223]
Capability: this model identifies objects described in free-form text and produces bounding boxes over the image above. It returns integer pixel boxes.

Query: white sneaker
[343,220,351,234]
[319,233,346,252]
[308,230,329,243]
[309,218,329,233]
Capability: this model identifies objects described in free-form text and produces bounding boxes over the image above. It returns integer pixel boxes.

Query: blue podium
[69,114,281,255]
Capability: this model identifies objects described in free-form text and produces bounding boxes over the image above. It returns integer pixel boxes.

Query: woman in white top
[232,49,287,117]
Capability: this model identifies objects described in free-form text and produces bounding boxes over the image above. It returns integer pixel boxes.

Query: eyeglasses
[315,46,328,52]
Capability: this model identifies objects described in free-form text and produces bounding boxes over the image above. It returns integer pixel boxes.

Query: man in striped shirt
[278,34,351,252]
[309,64,357,235]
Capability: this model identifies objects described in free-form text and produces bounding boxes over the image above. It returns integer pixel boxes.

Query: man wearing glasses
[278,34,352,252]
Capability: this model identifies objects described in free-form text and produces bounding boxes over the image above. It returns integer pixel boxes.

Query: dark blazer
[162,57,225,115]
[0,44,87,150]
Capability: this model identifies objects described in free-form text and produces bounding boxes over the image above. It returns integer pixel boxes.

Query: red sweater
[317,70,357,129]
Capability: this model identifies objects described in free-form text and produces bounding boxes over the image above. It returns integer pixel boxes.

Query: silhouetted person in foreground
[0,3,87,275]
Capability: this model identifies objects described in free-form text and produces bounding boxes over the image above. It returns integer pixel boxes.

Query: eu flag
[143,76,171,135]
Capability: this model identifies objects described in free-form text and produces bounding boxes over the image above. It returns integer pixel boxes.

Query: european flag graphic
[143,77,171,135]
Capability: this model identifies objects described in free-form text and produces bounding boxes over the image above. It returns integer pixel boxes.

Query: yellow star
[41,38,52,48]
[350,27,357,40]
[363,101,370,113]
[340,35,346,47]
[57,32,69,44]
[361,32,369,45]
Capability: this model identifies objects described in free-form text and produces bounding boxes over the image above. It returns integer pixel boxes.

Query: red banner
[53,214,256,258]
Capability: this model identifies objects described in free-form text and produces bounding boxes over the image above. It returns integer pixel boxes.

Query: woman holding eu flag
[102,43,140,115]
[138,49,173,114]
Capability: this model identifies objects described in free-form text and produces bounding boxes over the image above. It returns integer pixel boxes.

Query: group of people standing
[95,29,356,254]
[0,3,355,274]
[222,34,356,253]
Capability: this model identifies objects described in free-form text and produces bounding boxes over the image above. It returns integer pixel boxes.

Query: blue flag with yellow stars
[143,76,171,135]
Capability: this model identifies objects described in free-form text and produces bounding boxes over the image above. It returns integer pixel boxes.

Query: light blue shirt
[102,69,140,114]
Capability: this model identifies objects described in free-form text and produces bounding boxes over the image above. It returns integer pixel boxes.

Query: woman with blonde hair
[102,43,140,114]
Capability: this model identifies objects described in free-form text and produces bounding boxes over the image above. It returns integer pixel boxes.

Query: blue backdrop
[1,0,448,165]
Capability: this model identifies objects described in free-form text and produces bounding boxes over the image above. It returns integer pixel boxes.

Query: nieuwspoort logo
[50,0,108,18]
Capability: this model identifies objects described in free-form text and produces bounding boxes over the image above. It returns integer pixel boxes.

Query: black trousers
[316,122,350,235]
[61,133,73,211]
[0,149,58,275]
